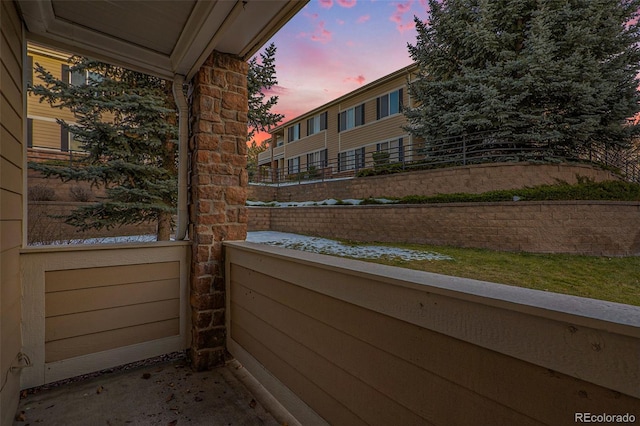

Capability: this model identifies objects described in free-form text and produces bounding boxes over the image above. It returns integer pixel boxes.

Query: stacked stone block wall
[248,163,621,202]
[189,51,248,370]
[248,202,640,256]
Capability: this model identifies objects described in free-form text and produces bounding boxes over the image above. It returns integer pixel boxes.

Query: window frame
[376,88,403,120]
[306,149,328,169]
[307,112,328,136]
[287,123,301,143]
[287,156,300,174]
[338,104,365,132]
[338,147,365,171]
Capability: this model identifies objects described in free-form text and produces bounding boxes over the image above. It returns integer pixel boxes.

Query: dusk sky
[253,0,430,143]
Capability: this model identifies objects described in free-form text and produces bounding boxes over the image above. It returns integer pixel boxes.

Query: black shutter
[307,118,312,136]
[355,104,364,126]
[337,113,341,132]
[61,64,70,84]
[61,125,69,152]
[399,88,404,111]
[26,56,33,87]
[320,112,327,131]
[376,97,380,120]
[27,118,33,148]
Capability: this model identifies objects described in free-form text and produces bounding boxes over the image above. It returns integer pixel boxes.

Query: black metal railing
[252,132,640,185]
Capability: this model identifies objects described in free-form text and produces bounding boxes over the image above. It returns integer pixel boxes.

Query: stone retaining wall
[248,201,640,256]
[248,163,621,202]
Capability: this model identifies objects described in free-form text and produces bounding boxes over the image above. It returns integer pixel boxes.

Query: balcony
[5,1,639,423]
[16,240,640,425]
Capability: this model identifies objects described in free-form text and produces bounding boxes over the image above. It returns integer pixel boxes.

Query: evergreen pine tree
[30,45,283,241]
[404,0,640,160]
[29,57,178,240]
[247,43,284,140]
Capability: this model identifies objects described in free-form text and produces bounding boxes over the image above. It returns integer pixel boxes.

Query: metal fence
[252,133,640,185]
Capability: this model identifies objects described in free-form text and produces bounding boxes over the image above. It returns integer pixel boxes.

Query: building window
[338,147,365,171]
[60,125,81,152]
[61,65,102,86]
[376,89,403,120]
[338,104,365,132]
[377,137,404,163]
[307,112,328,136]
[287,123,301,142]
[307,149,328,169]
[287,156,300,174]
[276,136,284,147]
[62,64,87,86]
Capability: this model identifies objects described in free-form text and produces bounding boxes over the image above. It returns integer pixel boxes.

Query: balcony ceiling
[15,0,306,80]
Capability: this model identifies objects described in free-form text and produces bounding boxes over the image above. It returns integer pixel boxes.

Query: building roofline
[269,62,418,135]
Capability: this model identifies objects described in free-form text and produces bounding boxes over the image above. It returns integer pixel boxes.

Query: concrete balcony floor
[14,355,289,426]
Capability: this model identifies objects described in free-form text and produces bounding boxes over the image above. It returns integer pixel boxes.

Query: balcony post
[189,50,249,370]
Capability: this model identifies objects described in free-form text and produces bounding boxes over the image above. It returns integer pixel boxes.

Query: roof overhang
[15,0,307,80]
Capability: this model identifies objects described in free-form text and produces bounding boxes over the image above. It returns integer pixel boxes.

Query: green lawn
[349,242,640,306]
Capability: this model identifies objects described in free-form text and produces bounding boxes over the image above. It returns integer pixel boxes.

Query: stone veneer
[248,202,640,256]
[189,51,248,369]
[247,162,621,203]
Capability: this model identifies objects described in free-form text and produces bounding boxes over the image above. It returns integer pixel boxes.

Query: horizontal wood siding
[1,125,21,165]
[340,78,405,109]
[45,319,180,363]
[285,132,326,158]
[31,118,61,150]
[21,243,190,387]
[0,1,23,423]
[44,261,180,362]
[340,114,407,152]
[226,243,640,426]
[27,53,75,121]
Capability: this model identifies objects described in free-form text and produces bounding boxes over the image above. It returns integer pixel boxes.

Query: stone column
[189,51,248,370]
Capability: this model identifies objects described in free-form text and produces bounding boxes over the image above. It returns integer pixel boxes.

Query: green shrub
[396,179,640,204]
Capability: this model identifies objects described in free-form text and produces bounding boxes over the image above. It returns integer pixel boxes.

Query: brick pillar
[189,51,249,370]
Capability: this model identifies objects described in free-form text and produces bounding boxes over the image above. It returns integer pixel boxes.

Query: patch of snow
[29,234,157,246]
[249,177,354,187]
[246,198,398,207]
[246,231,452,261]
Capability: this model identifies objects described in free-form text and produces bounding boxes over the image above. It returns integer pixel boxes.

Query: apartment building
[259,63,419,179]
[27,42,86,154]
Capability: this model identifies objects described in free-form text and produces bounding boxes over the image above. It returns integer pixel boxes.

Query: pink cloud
[390,1,416,33]
[337,0,357,8]
[344,75,366,85]
[337,19,345,25]
[357,15,370,24]
[319,0,333,9]
[395,1,412,12]
[310,21,332,43]
[263,85,289,96]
